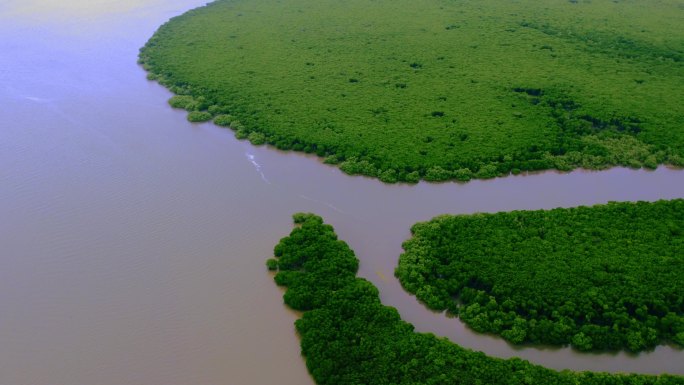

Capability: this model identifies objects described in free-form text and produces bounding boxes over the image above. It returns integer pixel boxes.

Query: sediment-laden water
[1,1,682,384]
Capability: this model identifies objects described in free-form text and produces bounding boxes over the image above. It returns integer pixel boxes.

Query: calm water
[1,1,682,384]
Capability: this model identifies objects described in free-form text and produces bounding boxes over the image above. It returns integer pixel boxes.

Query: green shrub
[235,129,249,139]
[379,169,398,183]
[208,104,231,114]
[424,166,451,182]
[265,258,278,271]
[168,95,197,110]
[475,164,499,179]
[213,114,233,127]
[187,110,212,122]
[404,171,420,184]
[453,168,473,182]
[247,131,266,145]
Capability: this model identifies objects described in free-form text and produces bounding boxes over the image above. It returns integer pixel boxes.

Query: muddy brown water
[1,1,682,384]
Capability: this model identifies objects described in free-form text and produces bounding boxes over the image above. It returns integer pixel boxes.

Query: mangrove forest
[268,213,683,384]
[139,0,684,182]
[396,199,684,352]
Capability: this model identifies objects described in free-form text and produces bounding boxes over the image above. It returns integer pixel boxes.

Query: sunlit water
[1,1,682,384]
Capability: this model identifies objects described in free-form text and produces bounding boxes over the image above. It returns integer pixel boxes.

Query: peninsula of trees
[396,200,684,352]
[139,0,683,183]
[267,213,683,384]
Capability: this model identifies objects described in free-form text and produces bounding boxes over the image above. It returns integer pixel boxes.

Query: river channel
[1,1,683,384]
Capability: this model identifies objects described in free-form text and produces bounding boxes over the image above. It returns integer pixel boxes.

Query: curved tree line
[139,0,683,183]
[268,213,683,384]
[396,199,684,352]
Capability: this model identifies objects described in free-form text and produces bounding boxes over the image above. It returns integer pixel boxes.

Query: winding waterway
[1,1,683,384]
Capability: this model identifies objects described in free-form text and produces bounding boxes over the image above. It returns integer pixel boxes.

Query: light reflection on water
[2,0,163,22]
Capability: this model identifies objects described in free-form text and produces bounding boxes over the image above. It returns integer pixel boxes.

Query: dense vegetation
[140,0,683,182]
[396,200,684,352]
[268,213,683,384]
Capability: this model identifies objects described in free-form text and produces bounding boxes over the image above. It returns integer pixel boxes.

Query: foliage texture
[396,200,684,352]
[139,0,684,182]
[269,213,683,384]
